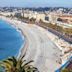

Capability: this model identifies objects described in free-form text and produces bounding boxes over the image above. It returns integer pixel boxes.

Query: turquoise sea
[0,19,24,60]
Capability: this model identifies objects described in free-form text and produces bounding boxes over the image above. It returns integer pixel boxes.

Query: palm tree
[29,18,36,24]
[61,68,70,72]
[0,54,39,72]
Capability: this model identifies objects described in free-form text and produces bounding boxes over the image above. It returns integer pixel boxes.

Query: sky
[0,0,72,7]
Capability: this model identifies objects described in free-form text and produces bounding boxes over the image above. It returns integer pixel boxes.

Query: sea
[0,19,24,60]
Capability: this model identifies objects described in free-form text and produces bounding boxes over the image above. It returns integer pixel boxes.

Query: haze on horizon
[0,0,72,7]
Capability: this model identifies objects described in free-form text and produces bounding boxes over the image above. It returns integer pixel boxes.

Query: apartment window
[45,16,49,21]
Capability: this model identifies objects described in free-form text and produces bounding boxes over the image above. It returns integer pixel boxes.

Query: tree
[0,54,39,72]
[57,18,63,22]
[61,68,71,72]
[29,18,36,24]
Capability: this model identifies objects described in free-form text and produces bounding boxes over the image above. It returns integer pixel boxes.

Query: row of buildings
[0,9,72,28]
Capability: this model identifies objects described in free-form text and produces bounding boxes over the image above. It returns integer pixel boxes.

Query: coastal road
[2,17,62,72]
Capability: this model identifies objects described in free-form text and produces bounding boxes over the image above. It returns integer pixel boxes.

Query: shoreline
[0,16,28,59]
